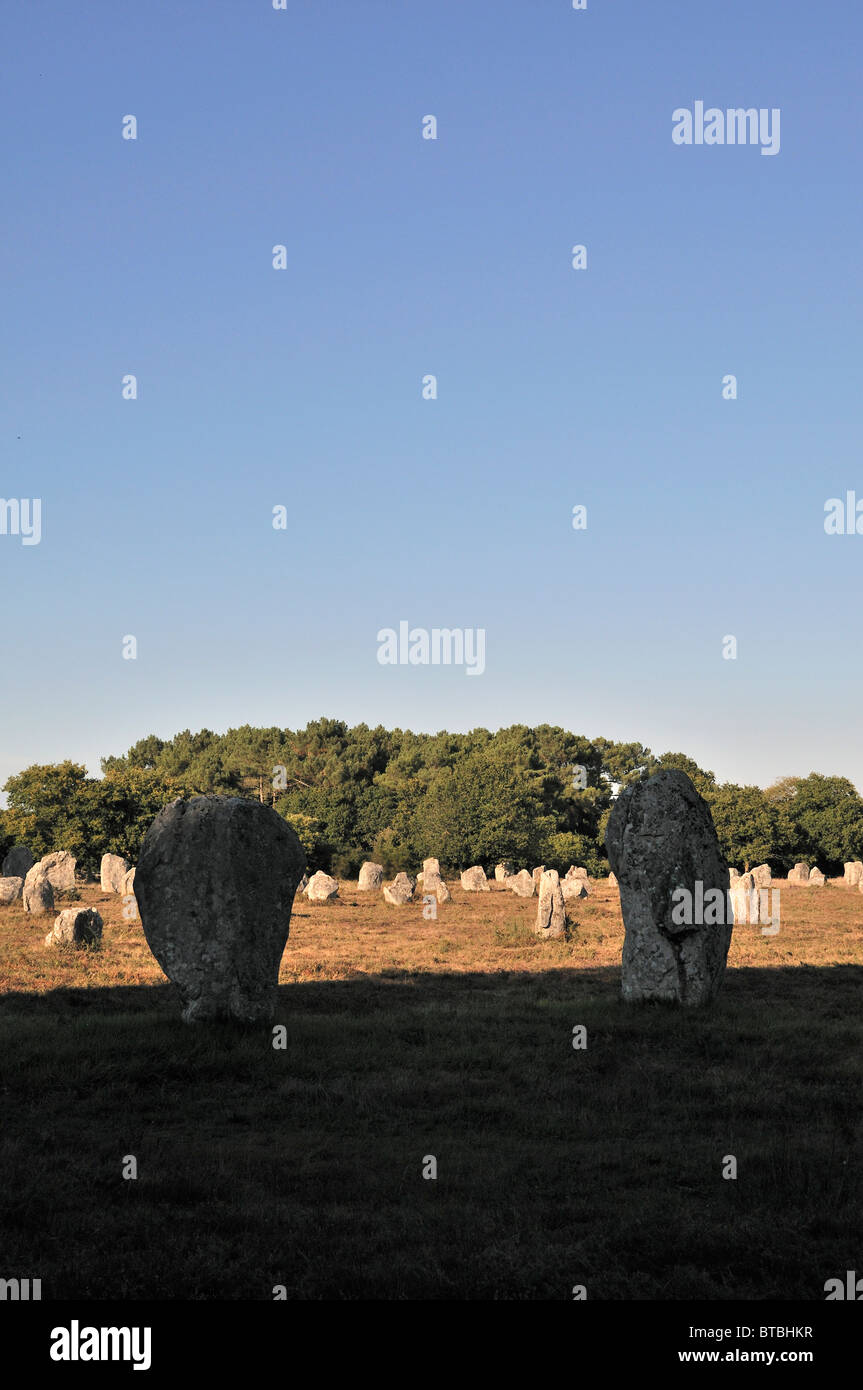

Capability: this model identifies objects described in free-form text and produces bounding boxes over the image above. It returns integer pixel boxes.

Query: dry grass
[1,876,861,1299]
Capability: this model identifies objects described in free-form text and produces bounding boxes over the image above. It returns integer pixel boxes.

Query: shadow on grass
[0,964,861,1299]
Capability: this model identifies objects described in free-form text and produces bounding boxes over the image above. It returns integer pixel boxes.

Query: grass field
[1,876,861,1300]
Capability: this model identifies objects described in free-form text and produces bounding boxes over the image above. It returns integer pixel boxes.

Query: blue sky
[2,0,862,801]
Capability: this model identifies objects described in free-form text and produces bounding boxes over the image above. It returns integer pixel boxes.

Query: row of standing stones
[0,779,859,1021]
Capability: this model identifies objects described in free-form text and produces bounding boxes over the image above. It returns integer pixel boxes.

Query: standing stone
[535,869,566,938]
[728,867,740,883]
[562,877,588,900]
[22,868,54,916]
[101,853,130,893]
[505,870,535,897]
[564,866,590,881]
[122,868,136,896]
[808,867,826,886]
[45,907,103,948]
[843,861,863,887]
[494,861,513,881]
[134,795,305,1025]
[607,871,618,888]
[435,880,451,904]
[0,877,23,906]
[730,872,759,924]
[2,845,33,880]
[295,873,309,897]
[421,858,445,895]
[751,864,772,888]
[532,866,545,888]
[304,871,339,902]
[605,769,732,1007]
[383,872,416,905]
[460,865,490,892]
[788,862,809,884]
[38,851,76,893]
[358,862,384,891]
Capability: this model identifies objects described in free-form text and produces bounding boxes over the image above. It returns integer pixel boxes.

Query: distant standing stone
[562,877,588,900]
[0,877,23,906]
[22,868,54,916]
[605,769,732,1006]
[751,864,772,888]
[38,851,76,893]
[123,867,136,896]
[421,858,445,896]
[532,866,545,888]
[101,853,130,893]
[505,870,535,897]
[808,867,826,886]
[607,871,618,888]
[383,872,416,905]
[2,845,33,880]
[788,862,809,884]
[494,861,513,881]
[45,907,103,948]
[535,869,566,938]
[843,861,863,887]
[358,862,384,891]
[460,866,490,892]
[134,795,305,1024]
[304,871,339,902]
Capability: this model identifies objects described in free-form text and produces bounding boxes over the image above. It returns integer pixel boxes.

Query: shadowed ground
[0,879,860,1299]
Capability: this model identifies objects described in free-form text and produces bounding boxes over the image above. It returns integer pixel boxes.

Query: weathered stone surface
[383,872,416,905]
[532,866,545,888]
[562,877,588,900]
[435,880,451,904]
[45,906,103,948]
[607,871,618,888]
[421,858,446,896]
[605,769,732,1006]
[535,869,566,938]
[2,845,33,880]
[123,868,136,896]
[494,861,514,881]
[0,877,23,906]
[38,851,76,893]
[358,862,384,891]
[843,861,863,887]
[305,871,339,902]
[808,867,826,886]
[461,865,490,892]
[730,872,760,924]
[751,864,772,888]
[505,869,535,897]
[23,868,54,916]
[788,862,809,884]
[134,795,305,1024]
[728,867,740,883]
[101,853,130,893]
[564,866,589,881]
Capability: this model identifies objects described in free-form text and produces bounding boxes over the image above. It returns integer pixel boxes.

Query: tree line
[1,718,861,881]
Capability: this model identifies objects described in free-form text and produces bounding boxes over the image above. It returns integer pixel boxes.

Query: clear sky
[2,0,862,802]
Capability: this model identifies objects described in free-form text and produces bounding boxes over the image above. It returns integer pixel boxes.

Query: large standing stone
[22,868,54,916]
[383,872,416,905]
[535,869,566,938]
[134,795,305,1024]
[45,907,103,948]
[751,864,772,888]
[461,866,490,892]
[788,862,809,884]
[605,769,732,1006]
[843,861,863,887]
[0,877,23,906]
[101,853,130,893]
[38,851,76,893]
[505,870,535,897]
[304,871,339,902]
[358,862,384,891]
[2,845,33,880]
